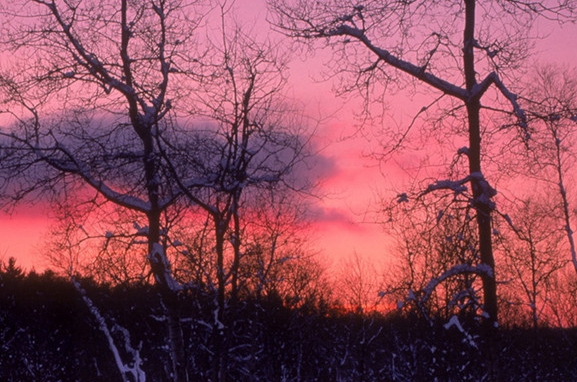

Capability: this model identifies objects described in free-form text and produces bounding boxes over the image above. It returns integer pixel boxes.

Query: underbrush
[1,270,576,381]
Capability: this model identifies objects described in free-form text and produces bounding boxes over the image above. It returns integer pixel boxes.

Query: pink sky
[1,1,576,272]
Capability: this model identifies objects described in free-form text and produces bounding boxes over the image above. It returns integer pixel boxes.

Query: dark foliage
[1,262,577,381]
[0,266,117,381]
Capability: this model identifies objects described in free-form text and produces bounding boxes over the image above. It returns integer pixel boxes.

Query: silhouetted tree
[171,8,310,377]
[0,1,209,380]
[269,0,577,333]
[521,64,577,274]
[495,197,568,328]
[0,1,314,380]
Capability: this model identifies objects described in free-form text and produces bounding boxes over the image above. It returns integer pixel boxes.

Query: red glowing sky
[1,1,576,272]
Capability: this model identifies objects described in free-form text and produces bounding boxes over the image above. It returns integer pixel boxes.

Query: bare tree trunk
[160,283,188,382]
[463,3,498,379]
[213,218,227,382]
[230,193,242,303]
[463,0,498,331]
[144,132,188,382]
[552,127,577,274]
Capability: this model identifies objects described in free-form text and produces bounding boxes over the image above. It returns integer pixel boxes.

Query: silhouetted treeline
[2,259,577,381]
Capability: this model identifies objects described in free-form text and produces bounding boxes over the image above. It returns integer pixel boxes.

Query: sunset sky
[1,0,576,273]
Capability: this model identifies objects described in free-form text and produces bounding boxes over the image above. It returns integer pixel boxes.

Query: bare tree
[335,251,382,313]
[548,268,577,327]
[0,1,312,380]
[269,0,577,332]
[495,197,568,328]
[164,7,311,378]
[235,188,312,300]
[520,64,577,274]
[384,186,484,323]
[0,1,211,380]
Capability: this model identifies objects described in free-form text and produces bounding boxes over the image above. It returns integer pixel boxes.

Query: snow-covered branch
[422,177,469,196]
[149,243,181,292]
[46,143,151,212]
[470,172,497,210]
[474,72,529,135]
[324,24,468,100]
[72,279,146,382]
[420,264,493,307]
[444,315,479,349]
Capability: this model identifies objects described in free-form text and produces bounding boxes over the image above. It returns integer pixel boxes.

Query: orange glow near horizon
[0,206,51,271]
[1,0,576,279]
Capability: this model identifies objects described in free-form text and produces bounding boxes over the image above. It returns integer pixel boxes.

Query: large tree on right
[269,0,576,330]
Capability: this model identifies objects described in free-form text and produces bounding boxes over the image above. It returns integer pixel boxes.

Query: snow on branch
[420,264,494,307]
[3,132,152,212]
[149,243,181,292]
[457,146,469,156]
[407,171,497,210]
[470,171,497,210]
[398,264,494,325]
[41,0,138,99]
[474,72,529,140]
[396,192,409,203]
[72,279,146,382]
[422,176,469,197]
[44,142,151,212]
[444,315,479,349]
[325,24,468,101]
[292,8,531,146]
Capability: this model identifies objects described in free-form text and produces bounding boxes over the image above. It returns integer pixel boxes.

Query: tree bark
[463,1,498,379]
[143,129,188,382]
[213,216,227,382]
[463,0,498,332]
